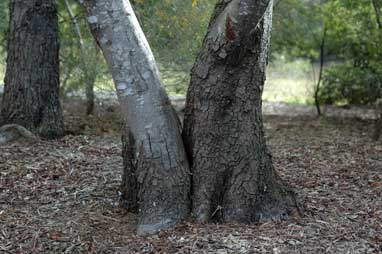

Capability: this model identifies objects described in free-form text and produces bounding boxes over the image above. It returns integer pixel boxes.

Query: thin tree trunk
[183,0,298,223]
[85,76,95,115]
[64,0,96,115]
[373,107,382,140]
[314,28,326,116]
[372,0,382,140]
[373,0,382,28]
[79,0,190,235]
[0,0,63,138]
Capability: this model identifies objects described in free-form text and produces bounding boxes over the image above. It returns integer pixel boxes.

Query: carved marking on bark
[207,0,240,42]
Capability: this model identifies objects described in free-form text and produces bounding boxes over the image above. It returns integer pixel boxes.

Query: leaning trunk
[0,0,63,138]
[183,0,298,223]
[80,0,190,234]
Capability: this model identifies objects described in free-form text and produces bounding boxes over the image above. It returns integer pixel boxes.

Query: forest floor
[0,100,381,254]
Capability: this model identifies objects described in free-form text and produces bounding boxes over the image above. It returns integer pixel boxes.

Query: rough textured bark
[183,0,298,223]
[0,0,64,138]
[79,0,190,234]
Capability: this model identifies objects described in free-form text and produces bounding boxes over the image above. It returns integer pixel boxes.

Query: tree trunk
[79,0,190,235]
[183,0,298,223]
[0,0,63,138]
[64,0,96,115]
[313,28,326,117]
[372,0,382,141]
[373,106,382,140]
[85,75,96,115]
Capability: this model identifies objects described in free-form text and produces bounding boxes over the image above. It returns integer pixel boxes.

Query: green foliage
[0,0,8,52]
[0,1,8,84]
[320,63,382,105]
[272,0,328,59]
[0,0,214,96]
[57,0,110,97]
[318,0,382,106]
[132,0,213,70]
[1,0,380,106]
[127,0,214,94]
[58,0,215,96]
[272,0,382,107]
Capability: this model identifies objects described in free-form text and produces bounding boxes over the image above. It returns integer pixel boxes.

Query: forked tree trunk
[183,0,298,223]
[79,0,190,234]
[0,0,63,138]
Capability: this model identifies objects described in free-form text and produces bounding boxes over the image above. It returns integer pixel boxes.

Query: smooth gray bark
[183,0,298,223]
[79,0,190,235]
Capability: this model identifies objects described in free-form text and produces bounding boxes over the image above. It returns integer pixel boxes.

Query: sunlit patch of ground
[264,77,313,105]
[264,57,316,105]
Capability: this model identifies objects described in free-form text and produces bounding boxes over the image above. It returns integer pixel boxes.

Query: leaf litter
[0,102,381,254]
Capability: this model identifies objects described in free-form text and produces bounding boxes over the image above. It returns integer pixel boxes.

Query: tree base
[192,174,301,224]
[137,218,179,236]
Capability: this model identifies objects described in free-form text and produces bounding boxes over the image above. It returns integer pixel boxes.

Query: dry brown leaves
[0,104,381,253]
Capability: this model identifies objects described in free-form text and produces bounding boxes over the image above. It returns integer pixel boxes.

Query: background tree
[272,0,333,115]
[58,0,110,114]
[0,0,8,51]
[317,0,382,139]
[183,0,298,223]
[63,0,98,115]
[0,0,64,138]
[79,0,190,235]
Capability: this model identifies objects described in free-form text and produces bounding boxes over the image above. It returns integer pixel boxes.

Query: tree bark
[79,0,190,235]
[372,0,382,141]
[183,0,298,223]
[373,106,382,140]
[314,27,326,117]
[0,0,64,138]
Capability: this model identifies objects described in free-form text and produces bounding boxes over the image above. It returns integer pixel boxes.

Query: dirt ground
[0,101,381,254]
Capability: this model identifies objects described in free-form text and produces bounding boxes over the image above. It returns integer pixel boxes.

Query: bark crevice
[183,0,299,224]
[0,0,63,138]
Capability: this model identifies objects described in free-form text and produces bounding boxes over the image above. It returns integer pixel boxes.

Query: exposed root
[137,218,178,236]
[0,124,39,145]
